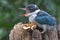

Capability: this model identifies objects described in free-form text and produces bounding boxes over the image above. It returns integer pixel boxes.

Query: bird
[20,4,56,33]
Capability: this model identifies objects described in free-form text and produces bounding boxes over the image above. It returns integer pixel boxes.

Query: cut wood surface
[9,22,59,40]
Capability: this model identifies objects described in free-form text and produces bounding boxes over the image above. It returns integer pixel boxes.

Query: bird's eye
[30,7,33,9]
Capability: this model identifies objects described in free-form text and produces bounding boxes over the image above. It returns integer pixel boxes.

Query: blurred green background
[0,0,60,40]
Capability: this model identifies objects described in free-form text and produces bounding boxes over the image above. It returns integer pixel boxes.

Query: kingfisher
[20,4,56,33]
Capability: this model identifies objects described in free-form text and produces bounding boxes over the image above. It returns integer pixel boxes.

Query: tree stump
[9,22,58,40]
[57,23,60,40]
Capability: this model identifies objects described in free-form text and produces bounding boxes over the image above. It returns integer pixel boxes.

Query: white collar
[26,9,40,16]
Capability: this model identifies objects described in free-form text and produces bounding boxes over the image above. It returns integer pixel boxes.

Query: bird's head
[20,4,40,17]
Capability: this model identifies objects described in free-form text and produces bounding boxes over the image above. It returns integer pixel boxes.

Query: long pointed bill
[22,13,30,17]
[20,8,30,17]
[20,8,27,10]
[19,13,30,17]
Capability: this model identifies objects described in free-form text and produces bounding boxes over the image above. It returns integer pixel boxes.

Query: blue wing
[35,11,56,26]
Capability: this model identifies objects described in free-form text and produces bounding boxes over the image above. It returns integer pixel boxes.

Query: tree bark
[9,22,58,40]
[57,23,60,40]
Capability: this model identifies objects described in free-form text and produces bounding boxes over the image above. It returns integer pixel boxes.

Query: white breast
[29,14,37,22]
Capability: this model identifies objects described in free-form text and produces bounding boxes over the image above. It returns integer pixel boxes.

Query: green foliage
[0,0,60,40]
